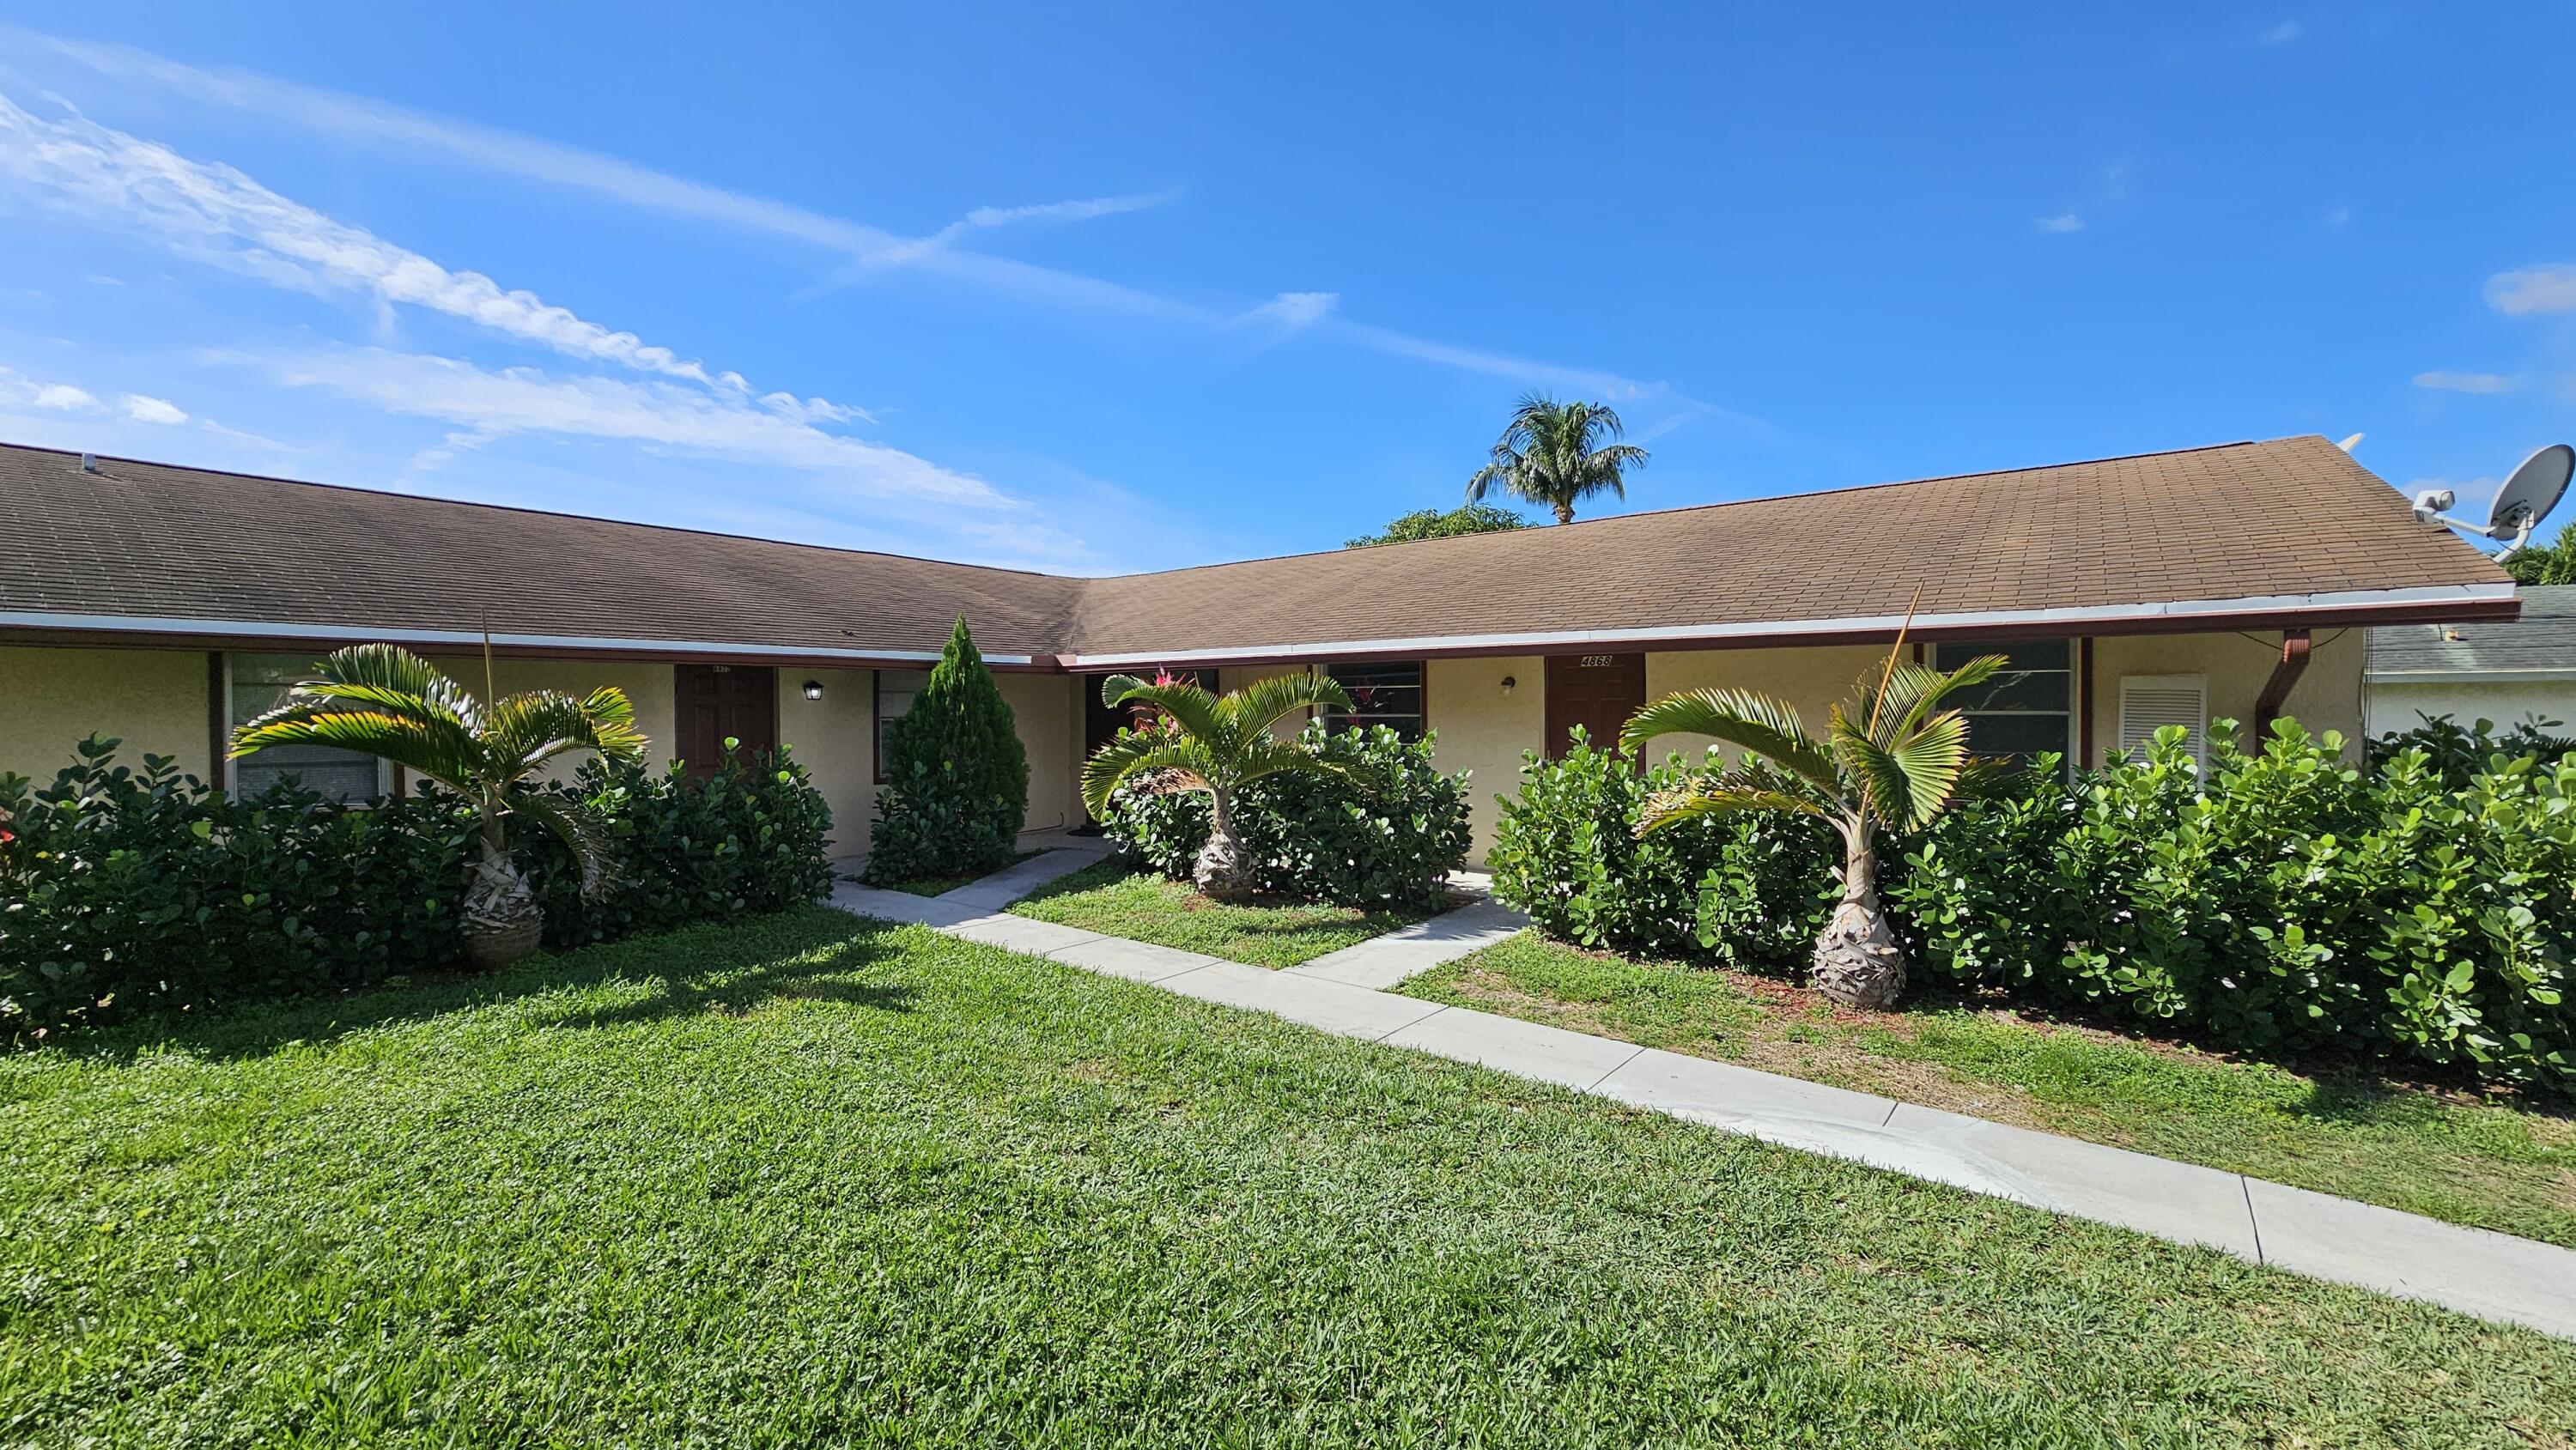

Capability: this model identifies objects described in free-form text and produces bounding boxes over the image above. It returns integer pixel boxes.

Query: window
[875,668,931,780]
[227,653,388,802]
[2117,675,2207,767]
[1323,661,1425,741]
[1934,639,2072,768]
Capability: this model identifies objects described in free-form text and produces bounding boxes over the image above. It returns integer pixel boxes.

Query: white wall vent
[2117,674,2207,766]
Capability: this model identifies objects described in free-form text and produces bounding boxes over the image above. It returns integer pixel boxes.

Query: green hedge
[0,737,833,1043]
[1103,721,1473,909]
[1488,721,2576,1090]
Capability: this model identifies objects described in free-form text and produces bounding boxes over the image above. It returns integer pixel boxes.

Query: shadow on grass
[35,907,920,1068]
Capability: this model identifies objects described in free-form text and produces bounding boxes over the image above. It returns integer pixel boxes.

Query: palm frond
[1880,709,1972,827]
[300,643,487,732]
[1081,732,1216,818]
[1233,736,1357,790]
[1229,671,1353,741]
[482,689,647,775]
[229,707,480,792]
[512,789,618,901]
[1619,689,1839,793]
[1872,655,2007,745]
[1100,674,1227,743]
[1635,774,1835,835]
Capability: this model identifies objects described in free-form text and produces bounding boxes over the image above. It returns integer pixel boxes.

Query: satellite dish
[2411,444,2573,561]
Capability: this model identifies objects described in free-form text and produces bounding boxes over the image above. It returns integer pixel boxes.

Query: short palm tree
[1620,634,2004,1010]
[230,643,648,968]
[1080,671,1355,901]
[1465,394,1649,525]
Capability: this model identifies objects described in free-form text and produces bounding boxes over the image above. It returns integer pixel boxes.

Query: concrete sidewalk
[826,858,2576,1341]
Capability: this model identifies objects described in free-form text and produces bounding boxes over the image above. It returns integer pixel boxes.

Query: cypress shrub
[866,617,1030,884]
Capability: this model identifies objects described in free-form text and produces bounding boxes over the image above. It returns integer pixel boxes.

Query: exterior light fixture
[801,679,824,701]
[1500,675,1516,695]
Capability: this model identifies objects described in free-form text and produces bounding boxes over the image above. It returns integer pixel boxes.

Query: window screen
[228,653,386,802]
[1933,639,2073,768]
[1323,661,1425,741]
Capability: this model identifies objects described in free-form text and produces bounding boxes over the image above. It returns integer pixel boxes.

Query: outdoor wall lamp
[801,679,824,701]
[1500,675,1516,695]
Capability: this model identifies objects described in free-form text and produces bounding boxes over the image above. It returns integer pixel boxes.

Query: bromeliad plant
[1620,632,2005,1009]
[1080,671,1356,901]
[229,643,647,968]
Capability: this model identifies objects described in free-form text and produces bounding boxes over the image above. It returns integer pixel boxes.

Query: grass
[3,909,2572,1446]
[1401,931,2576,1249]
[866,848,1045,898]
[1005,858,1437,968]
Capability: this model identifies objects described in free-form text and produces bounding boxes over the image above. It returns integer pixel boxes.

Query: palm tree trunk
[1193,787,1259,901]
[460,798,544,968]
[1552,500,1576,525]
[1811,819,1905,1010]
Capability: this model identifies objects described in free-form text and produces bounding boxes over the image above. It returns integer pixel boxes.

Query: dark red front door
[676,664,777,776]
[1544,653,1646,758]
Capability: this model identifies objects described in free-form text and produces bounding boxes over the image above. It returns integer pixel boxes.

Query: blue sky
[2,5,2571,573]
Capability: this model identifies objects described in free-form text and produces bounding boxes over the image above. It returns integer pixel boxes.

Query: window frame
[1321,659,1428,742]
[1932,638,2077,772]
[872,665,934,784]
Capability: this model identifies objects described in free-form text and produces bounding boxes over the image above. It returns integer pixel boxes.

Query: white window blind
[2117,675,2207,767]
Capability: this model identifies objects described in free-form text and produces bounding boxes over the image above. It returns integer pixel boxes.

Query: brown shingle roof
[0,435,2512,666]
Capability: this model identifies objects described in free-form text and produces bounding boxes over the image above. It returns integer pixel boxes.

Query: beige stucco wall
[774,667,875,863]
[2087,628,2364,760]
[1425,655,1545,857]
[424,655,680,786]
[1641,645,1894,766]
[997,671,1083,834]
[1,645,213,786]
[2364,678,2576,740]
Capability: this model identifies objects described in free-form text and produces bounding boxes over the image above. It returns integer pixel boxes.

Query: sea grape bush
[0,736,833,1042]
[1492,720,2576,1089]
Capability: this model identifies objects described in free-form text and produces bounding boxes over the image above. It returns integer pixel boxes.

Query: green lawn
[866,848,1045,898]
[3,911,2572,1446]
[1401,931,2576,1249]
[1005,858,1436,968]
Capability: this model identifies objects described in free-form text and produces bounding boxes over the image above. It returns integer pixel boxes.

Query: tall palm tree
[1619,633,2004,1010]
[1081,671,1355,901]
[1465,394,1649,525]
[230,643,647,968]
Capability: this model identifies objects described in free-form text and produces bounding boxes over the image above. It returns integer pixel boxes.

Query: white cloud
[2414,370,2522,394]
[2035,214,2085,234]
[854,191,1177,270]
[120,392,187,424]
[9,29,1698,404]
[2259,21,2300,44]
[234,346,1005,509]
[0,90,716,384]
[2324,204,2350,228]
[1240,291,1340,331]
[2486,265,2576,317]
[31,382,96,410]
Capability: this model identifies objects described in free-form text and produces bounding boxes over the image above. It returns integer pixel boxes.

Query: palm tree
[1619,634,2004,1010]
[230,643,647,968]
[1080,671,1355,901]
[1464,394,1649,525]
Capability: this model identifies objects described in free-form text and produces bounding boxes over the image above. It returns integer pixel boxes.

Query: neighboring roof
[0,435,2516,668]
[2368,585,2576,681]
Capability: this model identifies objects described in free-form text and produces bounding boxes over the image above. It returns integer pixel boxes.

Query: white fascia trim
[0,610,1030,666]
[1063,583,2519,669]
[2366,667,2576,686]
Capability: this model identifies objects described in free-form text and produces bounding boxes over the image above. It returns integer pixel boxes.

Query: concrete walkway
[827,855,2576,1341]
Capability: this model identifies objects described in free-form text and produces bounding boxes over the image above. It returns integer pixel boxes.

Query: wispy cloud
[228,345,1006,510]
[9,28,1696,404]
[2414,370,2523,394]
[2258,21,2301,45]
[119,392,187,424]
[1240,291,1340,332]
[2486,264,2576,317]
[851,191,1176,270]
[2034,214,2085,234]
[31,382,96,410]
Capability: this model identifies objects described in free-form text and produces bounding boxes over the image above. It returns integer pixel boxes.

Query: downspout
[2253,629,2312,737]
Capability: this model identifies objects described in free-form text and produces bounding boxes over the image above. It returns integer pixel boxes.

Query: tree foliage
[867,617,1030,883]
[1465,394,1649,525]
[1345,502,1531,548]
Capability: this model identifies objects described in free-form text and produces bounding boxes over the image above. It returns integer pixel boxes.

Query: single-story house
[2365,584,2576,738]
[0,434,2516,862]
